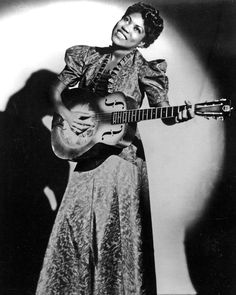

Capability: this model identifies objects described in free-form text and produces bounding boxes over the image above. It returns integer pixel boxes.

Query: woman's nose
[122,24,130,33]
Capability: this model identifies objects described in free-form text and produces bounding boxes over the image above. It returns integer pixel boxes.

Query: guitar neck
[112,104,192,124]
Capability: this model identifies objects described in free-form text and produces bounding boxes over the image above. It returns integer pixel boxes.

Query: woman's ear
[138,41,145,48]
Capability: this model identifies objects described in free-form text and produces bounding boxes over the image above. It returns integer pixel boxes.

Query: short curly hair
[124,2,164,48]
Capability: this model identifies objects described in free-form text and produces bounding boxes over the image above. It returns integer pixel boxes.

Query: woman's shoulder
[65,45,111,59]
[135,50,167,73]
[65,45,94,55]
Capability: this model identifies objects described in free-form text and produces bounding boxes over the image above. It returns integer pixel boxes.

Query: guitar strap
[74,136,145,172]
[74,143,122,172]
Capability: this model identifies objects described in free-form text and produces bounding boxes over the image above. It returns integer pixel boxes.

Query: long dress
[36,45,169,295]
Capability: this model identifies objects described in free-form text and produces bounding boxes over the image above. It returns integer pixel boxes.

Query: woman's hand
[50,79,94,135]
[160,100,194,125]
[64,110,94,135]
[175,100,194,123]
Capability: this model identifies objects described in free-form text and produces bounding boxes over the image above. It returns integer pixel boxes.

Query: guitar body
[51,89,137,161]
[51,88,232,161]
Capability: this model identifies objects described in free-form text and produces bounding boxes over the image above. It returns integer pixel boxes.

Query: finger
[73,119,93,127]
[182,108,189,120]
[175,116,180,123]
[184,100,192,106]
[177,111,183,122]
[71,126,82,134]
[185,100,195,117]
[188,108,195,118]
[76,111,93,119]
[72,122,89,131]
[83,118,95,126]
[78,110,93,116]
[186,106,194,118]
[188,106,195,118]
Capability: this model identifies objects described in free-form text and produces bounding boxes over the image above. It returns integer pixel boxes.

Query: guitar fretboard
[112,105,189,124]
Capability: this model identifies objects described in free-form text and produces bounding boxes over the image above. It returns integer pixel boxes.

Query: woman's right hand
[64,110,94,135]
[50,79,94,135]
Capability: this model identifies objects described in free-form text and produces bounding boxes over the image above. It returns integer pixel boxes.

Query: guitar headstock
[195,98,233,120]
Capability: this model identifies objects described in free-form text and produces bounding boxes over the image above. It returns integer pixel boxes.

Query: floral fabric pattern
[36,45,168,294]
[36,156,155,295]
[58,45,169,107]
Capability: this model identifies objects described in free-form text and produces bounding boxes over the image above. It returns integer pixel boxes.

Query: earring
[138,43,145,48]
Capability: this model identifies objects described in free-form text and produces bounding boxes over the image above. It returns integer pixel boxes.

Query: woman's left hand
[175,100,194,123]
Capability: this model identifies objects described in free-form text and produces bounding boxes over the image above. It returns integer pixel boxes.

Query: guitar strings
[84,105,188,123]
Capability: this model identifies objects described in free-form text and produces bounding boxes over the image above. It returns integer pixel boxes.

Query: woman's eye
[123,16,130,22]
[134,27,141,33]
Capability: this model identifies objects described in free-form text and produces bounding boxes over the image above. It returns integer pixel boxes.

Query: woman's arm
[51,78,70,119]
[51,78,93,134]
[139,59,194,125]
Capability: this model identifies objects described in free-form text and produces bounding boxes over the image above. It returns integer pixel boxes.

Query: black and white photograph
[0,0,235,294]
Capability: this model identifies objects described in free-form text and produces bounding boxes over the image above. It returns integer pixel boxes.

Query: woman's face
[112,12,146,50]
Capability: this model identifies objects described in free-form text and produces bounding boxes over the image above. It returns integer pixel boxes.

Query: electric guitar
[51,88,232,161]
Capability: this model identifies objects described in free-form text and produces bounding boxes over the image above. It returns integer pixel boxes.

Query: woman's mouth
[116,30,127,40]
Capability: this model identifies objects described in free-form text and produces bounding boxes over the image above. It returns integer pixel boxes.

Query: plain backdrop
[0,1,235,294]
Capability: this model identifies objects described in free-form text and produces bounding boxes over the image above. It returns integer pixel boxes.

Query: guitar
[51,88,232,161]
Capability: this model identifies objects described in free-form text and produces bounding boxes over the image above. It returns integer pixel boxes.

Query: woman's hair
[124,2,164,48]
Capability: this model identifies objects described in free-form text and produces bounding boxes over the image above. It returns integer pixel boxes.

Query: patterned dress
[36,45,169,295]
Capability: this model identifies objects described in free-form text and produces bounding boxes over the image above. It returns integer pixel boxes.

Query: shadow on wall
[158,1,236,294]
[184,52,236,295]
[0,70,69,295]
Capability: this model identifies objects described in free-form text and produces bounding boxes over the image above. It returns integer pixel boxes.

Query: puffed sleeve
[57,45,89,87]
[139,59,169,107]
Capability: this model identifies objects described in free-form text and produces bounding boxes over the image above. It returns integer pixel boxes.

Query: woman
[36,2,193,294]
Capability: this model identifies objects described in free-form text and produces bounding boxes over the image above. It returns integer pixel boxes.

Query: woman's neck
[105,44,136,72]
[109,44,135,62]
